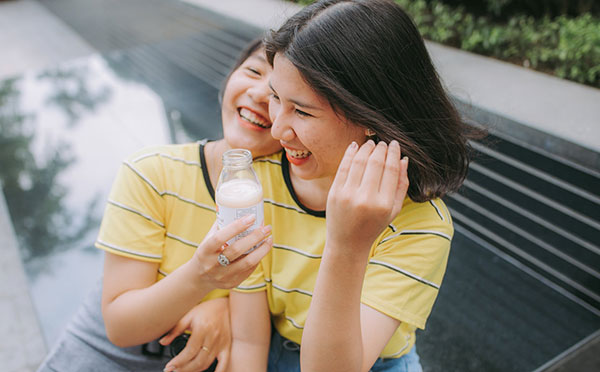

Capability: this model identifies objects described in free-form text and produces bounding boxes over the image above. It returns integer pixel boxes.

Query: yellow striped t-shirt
[95,141,228,301]
[236,152,453,358]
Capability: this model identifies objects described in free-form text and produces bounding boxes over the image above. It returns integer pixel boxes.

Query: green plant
[286,0,600,88]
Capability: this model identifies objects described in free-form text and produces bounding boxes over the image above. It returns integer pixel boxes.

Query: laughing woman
[229,1,480,371]
[37,39,280,372]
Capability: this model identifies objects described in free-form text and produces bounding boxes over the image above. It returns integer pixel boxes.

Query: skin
[228,54,410,372]
[101,49,280,372]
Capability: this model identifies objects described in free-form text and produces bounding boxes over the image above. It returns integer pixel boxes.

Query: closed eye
[247,67,261,75]
[295,109,312,118]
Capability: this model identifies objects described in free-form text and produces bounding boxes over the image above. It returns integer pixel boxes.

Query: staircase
[448,123,600,316]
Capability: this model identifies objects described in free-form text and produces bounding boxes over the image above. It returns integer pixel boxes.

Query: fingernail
[367,139,375,145]
[242,214,256,224]
[262,225,272,234]
[350,141,358,149]
[390,140,399,147]
[403,156,409,163]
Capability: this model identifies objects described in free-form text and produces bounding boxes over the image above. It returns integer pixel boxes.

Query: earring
[365,128,377,141]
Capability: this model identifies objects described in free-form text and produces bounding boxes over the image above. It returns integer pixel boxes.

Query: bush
[287,0,600,88]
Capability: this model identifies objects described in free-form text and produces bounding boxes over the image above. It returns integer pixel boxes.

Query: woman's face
[221,49,281,158]
[269,54,366,182]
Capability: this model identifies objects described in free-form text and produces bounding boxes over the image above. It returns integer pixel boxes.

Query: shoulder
[124,142,201,167]
[382,197,453,244]
[116,142,202,192]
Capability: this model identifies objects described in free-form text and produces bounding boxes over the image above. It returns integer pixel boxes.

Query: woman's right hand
[160,297,231,372]
[193,216,272,290]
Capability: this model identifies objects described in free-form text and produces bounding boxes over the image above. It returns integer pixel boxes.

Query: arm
[301,140,409,372]
[102,218,273,347]
[228,290,271,372]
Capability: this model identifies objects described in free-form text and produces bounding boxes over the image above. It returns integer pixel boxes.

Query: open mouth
[239,107,271,129]
[285,147,311,159]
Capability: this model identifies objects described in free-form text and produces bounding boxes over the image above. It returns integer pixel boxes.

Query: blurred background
[1,1,599,371]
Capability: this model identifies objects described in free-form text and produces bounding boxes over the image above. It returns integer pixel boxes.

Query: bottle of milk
[216,149,264,251]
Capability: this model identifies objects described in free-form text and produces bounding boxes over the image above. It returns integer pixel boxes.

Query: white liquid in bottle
[216,149,264,250]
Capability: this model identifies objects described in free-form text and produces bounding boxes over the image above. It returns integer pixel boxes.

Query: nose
[247,78,271,105]
[269,104,295,142]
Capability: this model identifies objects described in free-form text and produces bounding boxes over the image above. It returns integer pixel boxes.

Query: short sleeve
[95,149,167,262]
[361,198,453,329]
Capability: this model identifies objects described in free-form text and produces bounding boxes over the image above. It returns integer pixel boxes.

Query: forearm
[229,291,271,372]
[301,243,368,372]
[103,260,213,347]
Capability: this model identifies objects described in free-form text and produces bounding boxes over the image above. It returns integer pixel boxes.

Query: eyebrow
[268,81,323,111]
[250,54,267,63]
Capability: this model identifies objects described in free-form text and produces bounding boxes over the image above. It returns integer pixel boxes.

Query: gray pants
[37,280,171,372]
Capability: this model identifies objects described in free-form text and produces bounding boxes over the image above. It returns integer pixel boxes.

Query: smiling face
[221,49,282,158]
[269,54,366,183]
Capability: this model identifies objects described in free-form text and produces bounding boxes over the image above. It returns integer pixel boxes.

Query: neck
[289,169,334,212]
[204,139,230,189]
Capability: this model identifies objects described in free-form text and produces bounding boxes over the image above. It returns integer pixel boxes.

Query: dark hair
[218,38,264,104]
[265,0,482,202]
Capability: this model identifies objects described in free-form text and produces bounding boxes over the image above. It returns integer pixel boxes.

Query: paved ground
[0,192,47,371]
[1,1,96,370]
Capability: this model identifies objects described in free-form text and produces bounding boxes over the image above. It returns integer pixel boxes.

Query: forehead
[245,49,268,64]
[271,54,326,103]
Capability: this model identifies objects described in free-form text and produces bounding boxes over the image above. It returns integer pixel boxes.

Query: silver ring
[217,253,230,267]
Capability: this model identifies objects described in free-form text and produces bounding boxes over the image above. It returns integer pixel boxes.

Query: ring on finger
[217,252,230,267]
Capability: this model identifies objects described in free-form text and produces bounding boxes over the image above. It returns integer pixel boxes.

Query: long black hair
[265,0,481,202]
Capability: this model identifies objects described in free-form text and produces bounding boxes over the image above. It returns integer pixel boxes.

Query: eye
[270,93,280,101]
[247,67,261,76]
[295,109,312,118]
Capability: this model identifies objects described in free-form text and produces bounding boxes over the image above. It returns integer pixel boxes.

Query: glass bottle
[216,149,264,250]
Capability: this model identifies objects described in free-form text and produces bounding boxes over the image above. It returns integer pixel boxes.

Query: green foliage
[287,0,600,88]
[396,0,600,87]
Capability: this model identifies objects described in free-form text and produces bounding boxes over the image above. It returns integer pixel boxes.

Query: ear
[365,128,376,137]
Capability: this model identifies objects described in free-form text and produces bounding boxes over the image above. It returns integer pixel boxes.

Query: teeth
[286,148,311,159]
[239,108,271,128]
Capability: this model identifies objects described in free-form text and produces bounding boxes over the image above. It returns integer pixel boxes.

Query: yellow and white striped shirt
[236,152,453,358]
[95,142,228,301]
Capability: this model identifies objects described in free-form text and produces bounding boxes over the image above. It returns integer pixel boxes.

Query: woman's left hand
[326,140,409,257]
[160,297,231,372]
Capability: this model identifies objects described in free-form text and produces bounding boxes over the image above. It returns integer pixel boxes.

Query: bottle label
[216,200,264,251]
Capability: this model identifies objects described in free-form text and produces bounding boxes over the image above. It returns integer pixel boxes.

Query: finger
[222,225,272,263]
[379,140,402,197]
[228,236,272,272]
[205,214,257,253]
[391,156,410,219]
[165,333,206,372]
[181,334,217,372]
[331,141,359,190]
[360,140,388,191]
[159,325,185,346]
[345,140,376,189]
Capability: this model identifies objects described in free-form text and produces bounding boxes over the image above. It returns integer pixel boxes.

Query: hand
[160,298,230,372]
[193,216,273,290]
[326,140,409,256]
